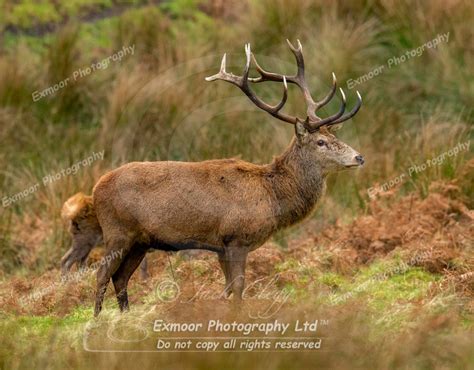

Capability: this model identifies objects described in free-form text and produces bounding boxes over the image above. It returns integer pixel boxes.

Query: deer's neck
[267,138,327,229]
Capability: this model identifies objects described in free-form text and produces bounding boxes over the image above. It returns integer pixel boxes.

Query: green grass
[4,0,61,29]
[1,0,132,31]
[273,254,455,333]
[1,305,92,340]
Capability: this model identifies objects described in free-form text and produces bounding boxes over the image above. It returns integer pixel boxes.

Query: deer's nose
[355,155,365,165]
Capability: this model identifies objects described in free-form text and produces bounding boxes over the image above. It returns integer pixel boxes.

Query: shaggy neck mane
[266,138,327,229]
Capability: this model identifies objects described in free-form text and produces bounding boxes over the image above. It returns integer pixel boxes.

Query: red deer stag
[92,40,363,316]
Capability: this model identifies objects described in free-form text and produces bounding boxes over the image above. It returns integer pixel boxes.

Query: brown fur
[60,193,102,275]
[92,123,363,316]
[60,192,148,280]
[61,192,95,222]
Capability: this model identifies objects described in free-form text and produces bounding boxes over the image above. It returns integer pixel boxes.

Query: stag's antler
[205,40,362,132]
[205,44,294,124]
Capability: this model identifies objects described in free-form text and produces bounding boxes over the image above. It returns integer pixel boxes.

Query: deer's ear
[328,123,344,133]
[295,120,309,139]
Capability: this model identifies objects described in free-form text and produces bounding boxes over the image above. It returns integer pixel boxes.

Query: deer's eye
[317,139,326,147]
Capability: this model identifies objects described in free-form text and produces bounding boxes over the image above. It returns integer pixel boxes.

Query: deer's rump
[92,159,278,249]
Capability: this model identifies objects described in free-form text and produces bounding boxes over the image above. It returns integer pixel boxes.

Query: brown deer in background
[92,40,364,316]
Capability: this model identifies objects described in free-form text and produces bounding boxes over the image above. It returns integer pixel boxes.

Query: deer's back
[93,159,277,247]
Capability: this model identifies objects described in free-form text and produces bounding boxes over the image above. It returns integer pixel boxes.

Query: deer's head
[206,40,364,173]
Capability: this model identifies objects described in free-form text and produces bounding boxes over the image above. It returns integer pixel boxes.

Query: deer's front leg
[224,246,249,301]
[218,252,232,298]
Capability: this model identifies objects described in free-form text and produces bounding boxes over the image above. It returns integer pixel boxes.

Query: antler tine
[220,53,227,73]
[286,39,305,81]
[274,76,289,112]
[314,72,337,110]
[204,54,225,81]
[306,88,347,132]
[205,53,240,86]
[241,44,292,122]
[330,91,362,124]
[248,53,293,83]
[205,44,296,124]
[242,43,252,83]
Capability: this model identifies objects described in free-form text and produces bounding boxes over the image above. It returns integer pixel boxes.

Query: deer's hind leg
[112,245,148,312]
[94,236,130,317]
